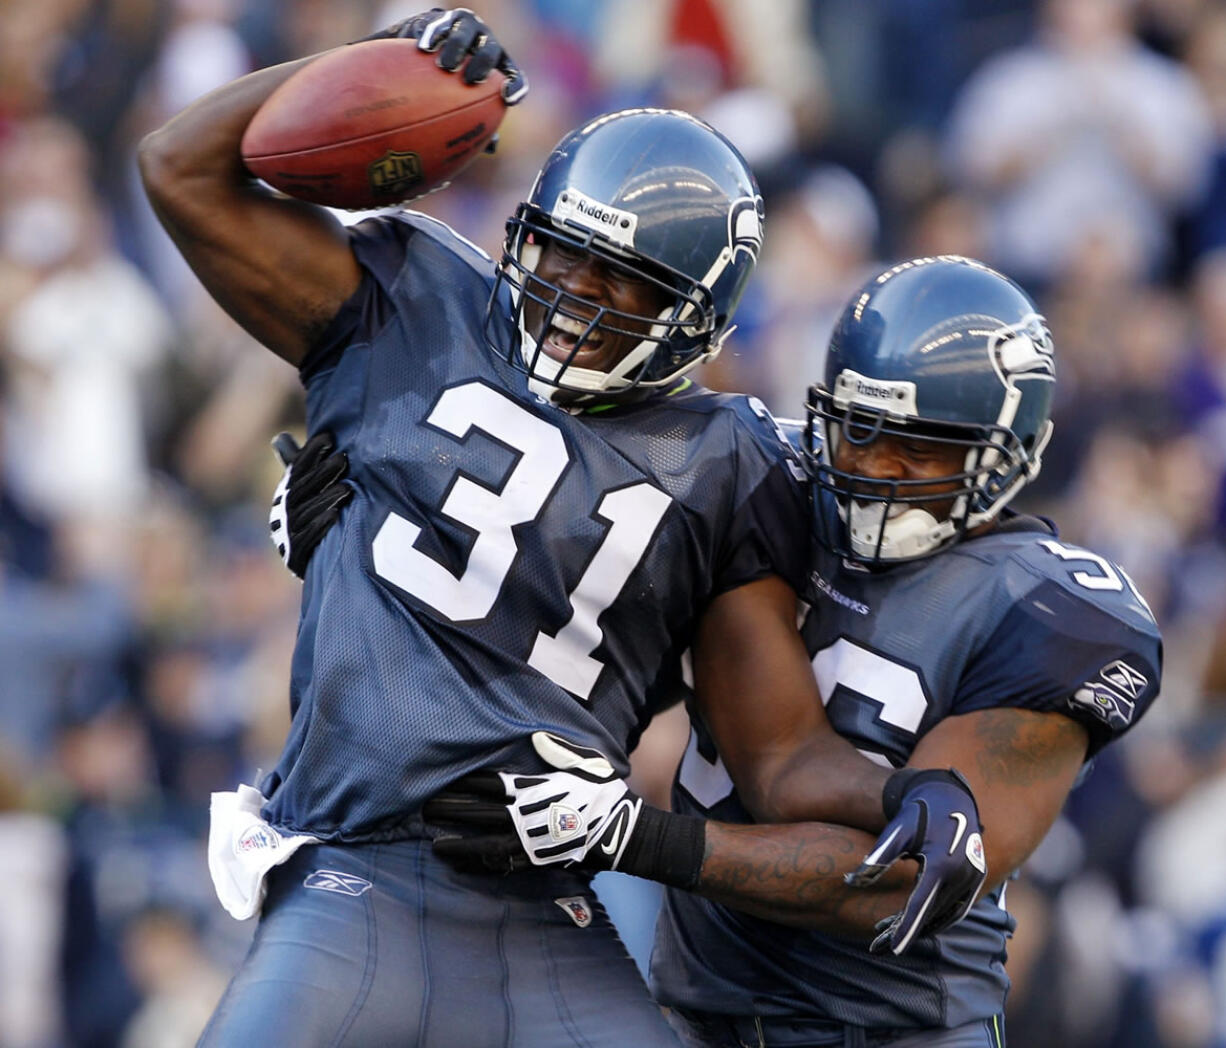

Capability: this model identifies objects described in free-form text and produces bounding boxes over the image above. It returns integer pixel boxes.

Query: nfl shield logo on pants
[554,896,592,928]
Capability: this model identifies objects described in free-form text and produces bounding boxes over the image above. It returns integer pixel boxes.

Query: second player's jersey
[652,507,1162,1029]
[261,212,809,842]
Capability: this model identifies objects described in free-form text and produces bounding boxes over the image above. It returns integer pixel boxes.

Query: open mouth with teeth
[851,498,906,520]
[540,312,609,365]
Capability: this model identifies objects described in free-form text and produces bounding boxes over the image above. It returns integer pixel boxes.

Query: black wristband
[882,768,974,819]
[617,805,706,890]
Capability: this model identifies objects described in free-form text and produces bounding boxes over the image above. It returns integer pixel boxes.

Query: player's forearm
[693,821,915,936]
[748,735,892,833]
[691,577,893,832]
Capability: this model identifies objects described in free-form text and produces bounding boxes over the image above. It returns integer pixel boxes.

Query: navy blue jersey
[261,212,809,842]
[652,507,1162,1029]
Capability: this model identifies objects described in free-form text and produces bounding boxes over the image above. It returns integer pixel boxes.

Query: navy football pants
[199,839,680,1047]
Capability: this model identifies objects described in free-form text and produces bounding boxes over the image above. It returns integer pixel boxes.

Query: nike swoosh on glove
[845,767,987,955]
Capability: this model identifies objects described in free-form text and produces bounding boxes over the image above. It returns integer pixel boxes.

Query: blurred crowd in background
[2,0,1226,1044]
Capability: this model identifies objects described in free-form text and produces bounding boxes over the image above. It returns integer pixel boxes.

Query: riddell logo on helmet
[828,370,917,416]
[575,200,618,225]
[833,370,918,415]
[552,188,638,248]
[855,379,894,400]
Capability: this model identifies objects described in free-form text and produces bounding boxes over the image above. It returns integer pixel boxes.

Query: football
[241,39,506,210]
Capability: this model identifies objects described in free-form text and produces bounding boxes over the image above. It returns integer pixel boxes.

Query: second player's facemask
[801,255,1056,564]
[806,386,1045,564]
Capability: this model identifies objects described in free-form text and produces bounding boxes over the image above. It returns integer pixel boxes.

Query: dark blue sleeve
[715,461,810,597]
[298,216,415,382]
[712,403,811,597]
[956,578,1162,756]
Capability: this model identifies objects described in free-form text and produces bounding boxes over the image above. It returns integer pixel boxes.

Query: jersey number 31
[370,382,671,700]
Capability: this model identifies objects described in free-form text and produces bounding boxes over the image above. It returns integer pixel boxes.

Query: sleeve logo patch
[1099,659,1147,699]
[1070,659,1146,730]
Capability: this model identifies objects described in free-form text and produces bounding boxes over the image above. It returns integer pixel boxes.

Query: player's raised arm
[138,8,524,367]
[138,50,360,366]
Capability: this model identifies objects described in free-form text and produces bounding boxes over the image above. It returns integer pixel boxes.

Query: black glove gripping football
[424,732,705,888]
[269,431,353,579]
[845,768,987,955]
[356,7,528,104]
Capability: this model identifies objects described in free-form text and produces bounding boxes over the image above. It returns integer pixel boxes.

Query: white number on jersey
[1039,539,1155,620]
[679,637,929,806]
[372,381,671,700]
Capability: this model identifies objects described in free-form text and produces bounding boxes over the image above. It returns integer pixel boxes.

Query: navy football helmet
[486,108,764,399]
[805,256,1055,563]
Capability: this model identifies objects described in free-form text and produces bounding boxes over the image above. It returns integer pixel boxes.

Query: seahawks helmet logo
[728,195,764,264]
[989,313,1055,384]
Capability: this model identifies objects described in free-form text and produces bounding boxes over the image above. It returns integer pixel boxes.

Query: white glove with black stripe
[426,732,705,886]
[268,431,351,579]
[501,731,644,869]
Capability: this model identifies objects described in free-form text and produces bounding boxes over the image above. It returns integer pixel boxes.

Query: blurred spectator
[1173,250,1226,536]
[0,748,68,1048]
[0,552,135,757]
[119,907,227,1048]
[0,0,86,123]
[742,164,880,414]
[894,184,991,262]
[589,0,830,181]
[1,117,171,578]
[55,702,216,1047]
[124,0,253,310]
[1183,7,1226,262]
[945,0,1214,286]
[49,0,167,242]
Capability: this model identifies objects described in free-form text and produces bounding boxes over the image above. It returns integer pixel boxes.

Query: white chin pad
[520,331,630,402]
[846,500,948,560]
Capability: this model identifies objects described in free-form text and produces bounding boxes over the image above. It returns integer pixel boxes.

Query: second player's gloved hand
[845,768,987,955]
[424,731,705,887]
[358,8,528,104]
[268,430,352,579]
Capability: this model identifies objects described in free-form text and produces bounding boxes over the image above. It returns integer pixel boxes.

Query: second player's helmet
[486,108,764,399]
[805,256,1055,563]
